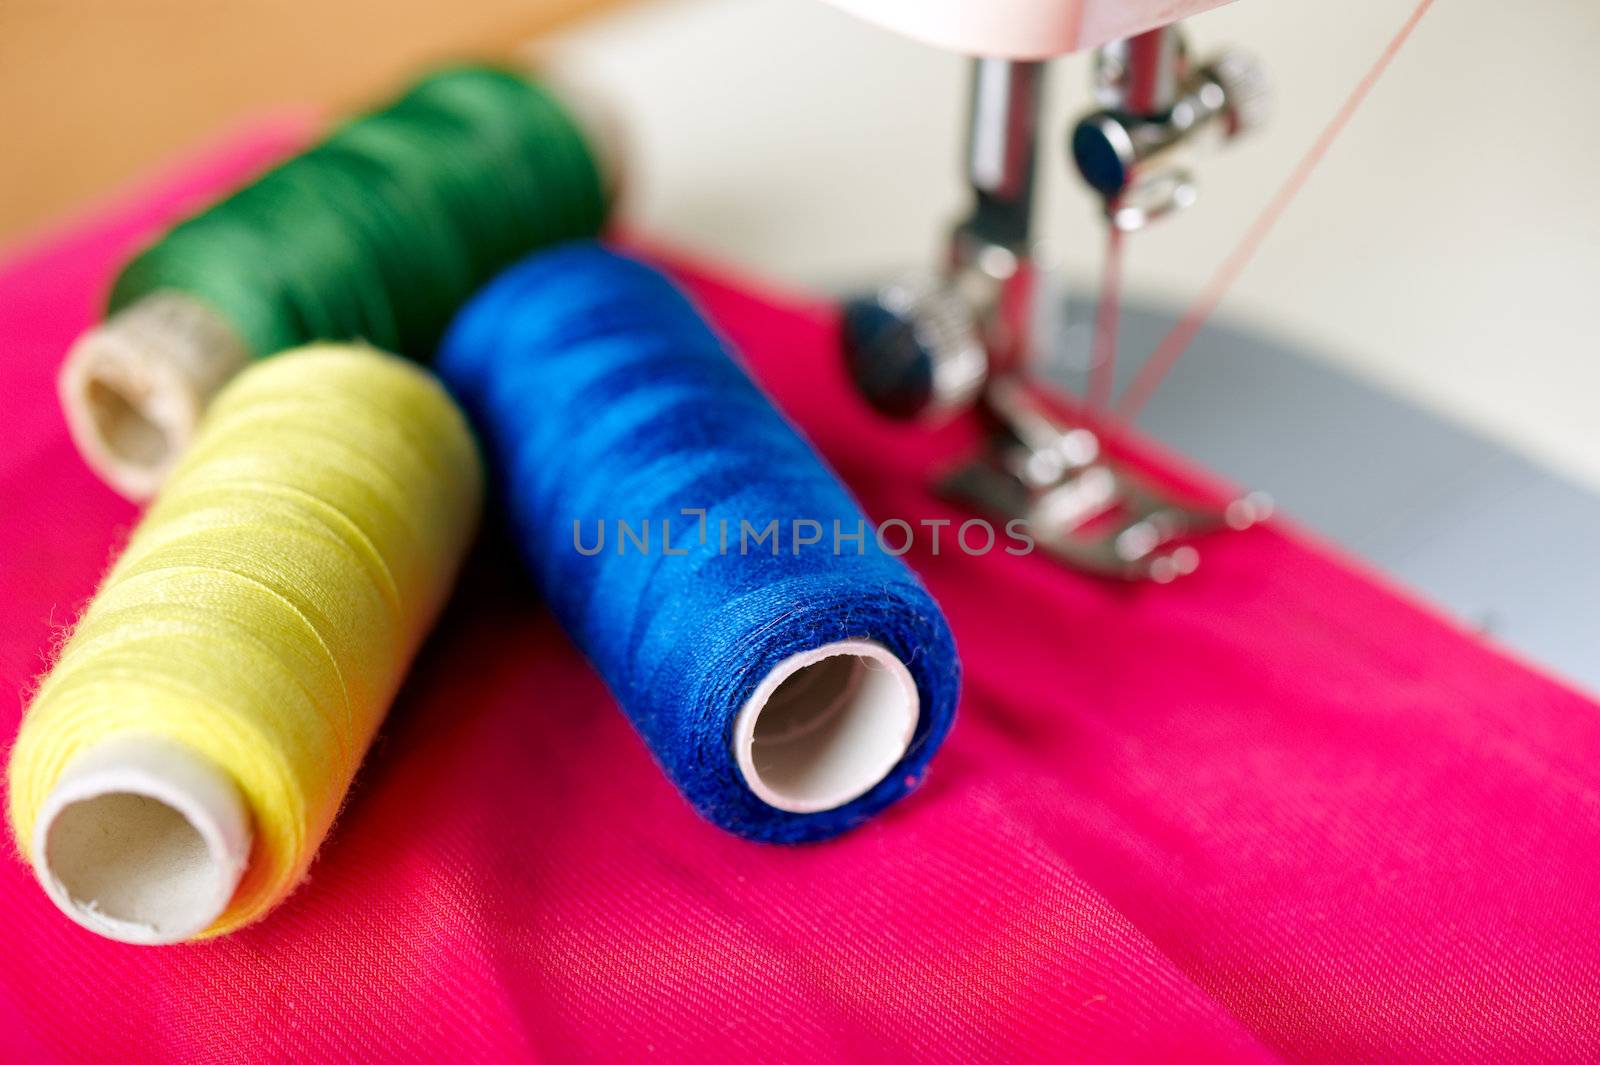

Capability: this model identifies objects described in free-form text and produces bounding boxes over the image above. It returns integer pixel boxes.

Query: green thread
[108,66,608,360]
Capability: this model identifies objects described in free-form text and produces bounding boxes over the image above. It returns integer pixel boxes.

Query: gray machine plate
[1050,299,1598,694]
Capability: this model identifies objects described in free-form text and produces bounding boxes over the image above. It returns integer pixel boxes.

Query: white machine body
[817,0,1236,58]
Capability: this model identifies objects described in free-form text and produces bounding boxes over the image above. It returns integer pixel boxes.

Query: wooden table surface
[0,0,619,246]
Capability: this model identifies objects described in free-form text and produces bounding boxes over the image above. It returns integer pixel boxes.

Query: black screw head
[840,296,936,420]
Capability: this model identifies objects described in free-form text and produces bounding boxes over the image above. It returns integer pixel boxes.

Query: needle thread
[1087,225,1125,411]
[1114,0,1438,422]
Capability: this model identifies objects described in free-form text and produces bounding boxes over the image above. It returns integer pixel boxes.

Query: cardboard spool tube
[732,639,921,814]
[57,73,624,502]
[30,735,251,945]
[58,292,252,500]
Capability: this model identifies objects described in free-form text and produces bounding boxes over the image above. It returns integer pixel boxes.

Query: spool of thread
[438,243,960,842]
[9,345,482,943]
[61,64,611,500]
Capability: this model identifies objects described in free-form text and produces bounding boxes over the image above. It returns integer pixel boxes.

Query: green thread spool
[60,64,613,500]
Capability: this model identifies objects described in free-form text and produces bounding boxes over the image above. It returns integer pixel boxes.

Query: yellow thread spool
[7,344,482,943]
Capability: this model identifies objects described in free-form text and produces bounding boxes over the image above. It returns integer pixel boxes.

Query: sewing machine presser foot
[940,380,1272,581]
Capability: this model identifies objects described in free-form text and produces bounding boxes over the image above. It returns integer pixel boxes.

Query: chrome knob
[1071,45,1269,217]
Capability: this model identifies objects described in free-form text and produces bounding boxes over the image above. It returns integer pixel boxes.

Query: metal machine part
[1072,27,1269,230]
[943,379,1272,582]
[840,22,1271,582]
[842,58,1043,421]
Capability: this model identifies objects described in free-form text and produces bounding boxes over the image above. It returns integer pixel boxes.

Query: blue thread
[437,242,960,841]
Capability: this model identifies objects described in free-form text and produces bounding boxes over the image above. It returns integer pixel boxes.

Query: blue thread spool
[438,243,960,841]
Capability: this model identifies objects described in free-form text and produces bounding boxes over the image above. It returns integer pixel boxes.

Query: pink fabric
[2,129,1598,1064]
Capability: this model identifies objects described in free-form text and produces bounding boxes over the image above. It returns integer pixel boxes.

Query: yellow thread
[7,344,482,937]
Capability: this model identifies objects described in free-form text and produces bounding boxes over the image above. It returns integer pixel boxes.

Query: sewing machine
[547,0,1600,688]
[810,0,1597,688]
[825,0,1271,581]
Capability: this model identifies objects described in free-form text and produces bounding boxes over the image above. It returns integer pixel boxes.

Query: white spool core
[732,639,920,814]
[59,292,251,500]
[31,735,252,945]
